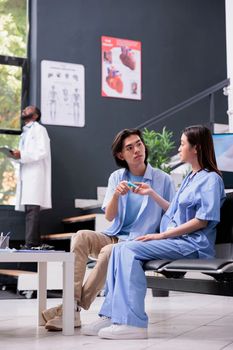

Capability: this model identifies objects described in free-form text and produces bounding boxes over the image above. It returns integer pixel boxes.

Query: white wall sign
[41,60,85,127]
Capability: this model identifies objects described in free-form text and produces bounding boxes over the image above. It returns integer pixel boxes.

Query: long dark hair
[111,128,148,169]
[183,125,221,176]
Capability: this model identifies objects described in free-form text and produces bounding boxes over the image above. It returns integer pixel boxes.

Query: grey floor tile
[0,291,233,350]
[223,342,233,350]
[146,338,231,350]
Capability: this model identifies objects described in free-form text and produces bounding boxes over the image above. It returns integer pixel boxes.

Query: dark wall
[0,0,227,239]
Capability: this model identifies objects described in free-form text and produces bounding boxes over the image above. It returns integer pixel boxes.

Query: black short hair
[34,107,41,121]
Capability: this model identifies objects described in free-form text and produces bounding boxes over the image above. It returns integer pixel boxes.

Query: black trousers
[25,205,40,247]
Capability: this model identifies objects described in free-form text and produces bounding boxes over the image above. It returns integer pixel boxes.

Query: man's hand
[11,149,21,159]
[115,181,154,197]
[115,181,131,197]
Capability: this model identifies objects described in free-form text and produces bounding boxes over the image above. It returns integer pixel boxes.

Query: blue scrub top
[160,169,226,258]
[102,163,175,240]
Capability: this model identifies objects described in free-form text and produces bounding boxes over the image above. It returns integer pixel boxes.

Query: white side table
[0,251,74,335]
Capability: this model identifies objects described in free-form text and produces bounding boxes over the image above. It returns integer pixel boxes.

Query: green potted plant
[142,127,175,173]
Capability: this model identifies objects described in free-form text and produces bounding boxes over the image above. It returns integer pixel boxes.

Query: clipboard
[0,146,13,157]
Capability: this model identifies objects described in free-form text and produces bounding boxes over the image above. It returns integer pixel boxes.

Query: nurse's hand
[135,233,163,241]
[133,182,153,196]
[115,181,130,197]
[11,149,21,159]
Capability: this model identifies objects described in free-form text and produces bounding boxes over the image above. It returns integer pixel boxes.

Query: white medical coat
[15,121,52,211]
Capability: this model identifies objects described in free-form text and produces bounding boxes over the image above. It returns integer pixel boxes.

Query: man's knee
[100,244,114,257]
[70,230,94,251]
[98,243,114,261]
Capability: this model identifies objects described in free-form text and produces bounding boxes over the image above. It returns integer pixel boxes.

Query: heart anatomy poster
[41,60,85,127]
[101,36,141,100]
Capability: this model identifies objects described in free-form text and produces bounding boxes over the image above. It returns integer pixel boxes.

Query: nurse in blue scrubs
[83,125,226,340]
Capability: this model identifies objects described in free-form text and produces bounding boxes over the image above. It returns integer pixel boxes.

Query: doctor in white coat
[12,105,52,249]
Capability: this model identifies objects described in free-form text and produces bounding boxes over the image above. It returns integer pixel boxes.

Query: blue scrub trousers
[99,239,198,328]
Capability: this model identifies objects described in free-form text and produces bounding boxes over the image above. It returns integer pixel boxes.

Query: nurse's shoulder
[150,166,172,181]
[202,169,225,190]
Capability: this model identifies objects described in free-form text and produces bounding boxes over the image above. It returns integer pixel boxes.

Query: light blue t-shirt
[117,173,143,241]
[102,163,175,240]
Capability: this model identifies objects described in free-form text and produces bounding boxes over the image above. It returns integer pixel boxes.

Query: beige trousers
[70,230,118,310]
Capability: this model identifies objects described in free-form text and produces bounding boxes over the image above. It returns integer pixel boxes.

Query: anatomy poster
[41,60,85,127]
[101,36,141,100]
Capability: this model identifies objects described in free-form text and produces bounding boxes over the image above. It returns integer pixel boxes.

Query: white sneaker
[45,310,81,331]
[81,316,112,336]
[98,324,148,339]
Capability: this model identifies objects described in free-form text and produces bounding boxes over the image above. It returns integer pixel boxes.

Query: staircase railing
[137,78,230,132]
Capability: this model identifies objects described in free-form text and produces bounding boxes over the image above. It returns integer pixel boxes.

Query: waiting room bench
[144,192,233,297]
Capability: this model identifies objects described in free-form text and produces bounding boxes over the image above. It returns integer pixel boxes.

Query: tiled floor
[0,290,233,350]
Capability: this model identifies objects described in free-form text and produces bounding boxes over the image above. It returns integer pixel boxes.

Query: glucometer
[127,181,138,189]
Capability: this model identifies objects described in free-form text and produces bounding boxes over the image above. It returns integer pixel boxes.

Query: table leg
[38,261,47,326]
[62,261,74,335]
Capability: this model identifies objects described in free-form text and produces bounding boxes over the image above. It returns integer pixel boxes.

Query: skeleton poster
[41,60,85,127]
